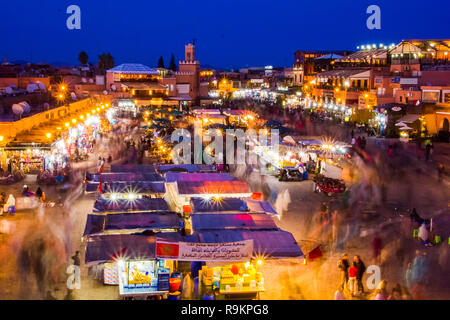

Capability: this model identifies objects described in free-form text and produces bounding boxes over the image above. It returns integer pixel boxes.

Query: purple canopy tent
[83,211,180,237]
[84,232,183,265]
[93,198,169,213]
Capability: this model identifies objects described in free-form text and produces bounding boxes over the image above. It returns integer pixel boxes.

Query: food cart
[315,174,346,196]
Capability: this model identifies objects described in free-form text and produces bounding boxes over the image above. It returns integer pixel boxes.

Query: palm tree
[97,53,115,74]
[78,51,88,65]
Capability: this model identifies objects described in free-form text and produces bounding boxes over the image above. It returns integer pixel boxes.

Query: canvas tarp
[176,181,251,196]
[83,211,179,236]
[102,182,165,194]
[190,197,248,213]
[165,172,237,183]
[157,164,216,173]
[192,229,303,259]
[93,198,169,213]
[110,164,156,173]
[191,213,277,230]
[84,232,183,265]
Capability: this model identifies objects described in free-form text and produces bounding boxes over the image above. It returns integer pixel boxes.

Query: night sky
[1,0,449,69]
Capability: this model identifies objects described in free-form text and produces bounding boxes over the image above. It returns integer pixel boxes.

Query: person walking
[354,255,366,293]
[356,136,362,148]
[425,142,431,161]
[320,202,329,223]
[388,144,394,158]
[429,142,434,160]
[3,194,15,215]
[373,280,388,300]
[35,187,43,201]
[338,254,350,291]
[348,262,359,296]
[72,251,80,267]
[361,137,367,150]
[372,234,382,264]
[334,287,346,300]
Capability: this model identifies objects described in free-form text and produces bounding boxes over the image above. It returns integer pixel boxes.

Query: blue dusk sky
[1,0,449,69]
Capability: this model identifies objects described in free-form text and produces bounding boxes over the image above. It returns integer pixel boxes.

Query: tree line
[77,51,177,74]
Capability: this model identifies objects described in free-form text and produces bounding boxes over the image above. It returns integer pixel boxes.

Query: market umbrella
[263,120,283,127]
[277,126,292,135]
[149,124,165,130]
[400,126,413,130]
[204,123,234,130]
[395,122,407,127]
[154,118,170,124]
[282,135,296,146]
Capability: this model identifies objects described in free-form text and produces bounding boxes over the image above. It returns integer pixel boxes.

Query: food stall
[156,239,265,300]
[117,259,173,298]
[199,260,265,300]
[164,172,252,215]
[1,144,52,174]
[84,233,182,299]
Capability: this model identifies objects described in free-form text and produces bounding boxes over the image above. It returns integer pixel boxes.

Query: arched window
[443,118,449,132]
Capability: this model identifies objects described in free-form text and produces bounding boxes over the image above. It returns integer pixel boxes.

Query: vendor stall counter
[117,259,173,299]
[198,262,265,300]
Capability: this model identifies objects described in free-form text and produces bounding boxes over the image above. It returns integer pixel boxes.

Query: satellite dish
[81,77,87,83]
[111,84,117,91]
[36,82,46,90]
[12,104,24,116]
[71,92,77,100]
[89,78,94,83]
[103,90,108,95]
[27,83,39,93]
[18,101,31,113]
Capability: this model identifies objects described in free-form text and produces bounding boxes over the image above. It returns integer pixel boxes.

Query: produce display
[200,263,264,294]
[315,174,346,195]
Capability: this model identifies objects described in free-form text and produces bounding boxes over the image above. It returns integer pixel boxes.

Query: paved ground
[0,114,449,300]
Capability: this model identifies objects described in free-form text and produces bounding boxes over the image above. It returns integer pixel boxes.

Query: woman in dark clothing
[338,254,350,291]
[354,255,366,293]
[35,187,43,200]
